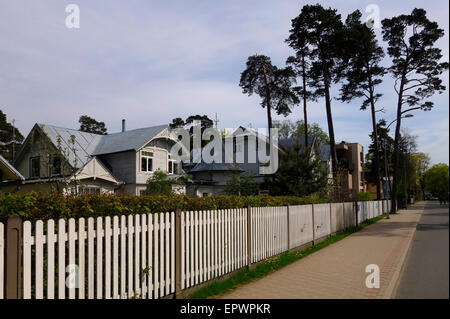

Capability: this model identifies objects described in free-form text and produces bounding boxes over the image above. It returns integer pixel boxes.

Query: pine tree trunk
[302,54,308,148]
[322,65,337,178]
[392,73,406,213]
[260,59,272,136]
[368,75,382,200]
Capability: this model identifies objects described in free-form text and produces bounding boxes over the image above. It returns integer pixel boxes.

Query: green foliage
[225,173,259,196]
[357,191,373,201]
[0,193,325,222]
[239,54,299,129]
[273,119,329,145]
[269,146,328,197]
[424,163,449,198]
[145,170,174,195]
[79,115,107,135]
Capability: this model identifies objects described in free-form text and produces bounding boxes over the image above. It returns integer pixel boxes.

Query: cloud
[0,0,448,165]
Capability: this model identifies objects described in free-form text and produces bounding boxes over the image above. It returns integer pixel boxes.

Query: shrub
[0,193,327,222]
[357,191,372,201]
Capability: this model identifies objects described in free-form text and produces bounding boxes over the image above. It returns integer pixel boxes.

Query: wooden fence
[0,200,390,299]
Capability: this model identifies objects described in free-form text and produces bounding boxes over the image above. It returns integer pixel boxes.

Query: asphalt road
[396,201,449,299]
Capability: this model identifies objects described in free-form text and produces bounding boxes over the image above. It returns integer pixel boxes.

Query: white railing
[0,199,391,299]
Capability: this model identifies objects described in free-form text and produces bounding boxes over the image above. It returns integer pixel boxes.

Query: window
[141,151,154,172]
[80,187,100,194]
[30,157,40,178]
[168,154,177,174]
[49,156,62,176]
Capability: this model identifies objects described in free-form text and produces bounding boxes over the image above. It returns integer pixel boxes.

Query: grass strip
[188,214,386,299]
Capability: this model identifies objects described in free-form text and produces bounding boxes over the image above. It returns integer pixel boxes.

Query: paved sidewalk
[220,203,426,299]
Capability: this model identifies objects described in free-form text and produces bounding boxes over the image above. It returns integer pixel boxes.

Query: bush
[357,191,372,201]
[0,193,327,222]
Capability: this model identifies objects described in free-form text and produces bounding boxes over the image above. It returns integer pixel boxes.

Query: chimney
[122,119,126,132]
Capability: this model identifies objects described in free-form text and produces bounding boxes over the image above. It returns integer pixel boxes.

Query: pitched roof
[92,124,168,155]
[189,162,244,173]
[0,155,25,181]
[39,124,103,168]
[278,136,317,152]
[16,123,169,169]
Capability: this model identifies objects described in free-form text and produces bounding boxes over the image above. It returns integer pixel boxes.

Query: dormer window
[30,156,40,178]
[49,156,62,176]
[141,151,153,172]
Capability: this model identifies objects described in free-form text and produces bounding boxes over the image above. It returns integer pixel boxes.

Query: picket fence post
[246,205,252,268]
[174,208,182,298]
[286,205,290,251]
[311,204,315,245]
[5,216,22,299]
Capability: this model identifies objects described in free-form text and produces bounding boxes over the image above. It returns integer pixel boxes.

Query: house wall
[15,136,58,180]
[136,138,178,184]
[99,151,136,184]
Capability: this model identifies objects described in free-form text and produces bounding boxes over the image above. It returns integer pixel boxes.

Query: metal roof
[39,124,103,168]
[92,124,168,155]
[0,155,25,181]
[36,124,168,168]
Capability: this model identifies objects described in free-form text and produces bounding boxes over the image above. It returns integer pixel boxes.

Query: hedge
[0,193,327,222]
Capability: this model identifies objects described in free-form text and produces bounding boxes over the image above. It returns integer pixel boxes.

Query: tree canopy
[273,119,329,145]
[79,115,107,135]
[424,163,449,199]
[0,110,24,162]
[239,54,298,131]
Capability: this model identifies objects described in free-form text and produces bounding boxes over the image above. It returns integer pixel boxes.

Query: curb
[384,202,426,298]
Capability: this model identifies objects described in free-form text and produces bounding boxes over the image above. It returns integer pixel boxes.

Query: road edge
[384,202,427,299]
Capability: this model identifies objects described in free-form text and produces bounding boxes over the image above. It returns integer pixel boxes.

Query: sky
[0,0,448,165]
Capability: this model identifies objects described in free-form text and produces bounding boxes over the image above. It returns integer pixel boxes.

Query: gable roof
[15,123,169,168]
[92,124,169,155]
[278,136,317,152]
[39,124,103,168]
[71,156,121,184]
[0,155,25,181]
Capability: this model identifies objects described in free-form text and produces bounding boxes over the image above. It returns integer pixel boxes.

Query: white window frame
[141,150,154,172]
[168,153,177,175]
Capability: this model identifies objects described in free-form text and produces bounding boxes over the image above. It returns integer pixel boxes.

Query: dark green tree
[169,117,185,128]
[239,55,298,134]
[382,8,449,211]
[269,145,328,197]
[79,115,107,135]
[145,170,173,195]
[339,10,386,200]
[225,173,259,196]
[364,120,394,187]
[287,4,345,178]
[0,110,24,162]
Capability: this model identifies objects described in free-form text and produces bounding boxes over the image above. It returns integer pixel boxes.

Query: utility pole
[12,119,16,161]
[214,113,219,129]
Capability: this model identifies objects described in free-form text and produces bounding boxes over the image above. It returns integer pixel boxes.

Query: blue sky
[0,0,448,164]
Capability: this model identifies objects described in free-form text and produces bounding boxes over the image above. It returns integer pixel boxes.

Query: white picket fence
[0,200,391,299]
[22,213,175,299]
[181,209,248,289]
[0,222,4,299]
